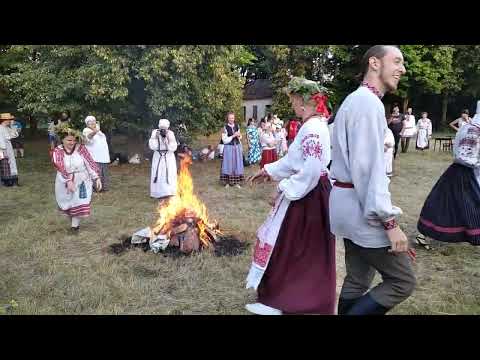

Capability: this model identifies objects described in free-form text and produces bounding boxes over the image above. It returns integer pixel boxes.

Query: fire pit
[109,234,248,258]
[109,155,246,257]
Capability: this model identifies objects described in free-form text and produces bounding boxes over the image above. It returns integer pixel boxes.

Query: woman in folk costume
[400,107,416,153]
[82,116,111,192]
[220,112,244,188]
[259,122,278,169]
[245,118,262,165]
[245,77,334,315]
[0,113,20,187]
[387,105,403,159]
[51,122,101,232]
[285,117,301,147]
[149,119,178,199]
[274,122,288,158]
[384,127,395,177]
[449,109,471,132]
[417,101,480,246]
[416,112,432,150]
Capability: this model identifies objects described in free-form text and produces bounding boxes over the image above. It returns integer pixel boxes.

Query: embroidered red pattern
[458,138,478,147]
[301,134,323,160]
[383,218,398,231]
[52,147,70,180]
[466,126,480,135]
[78,144,100,176]
[253,239,273,268]
[361,81,383,99]
[61,204,91,217]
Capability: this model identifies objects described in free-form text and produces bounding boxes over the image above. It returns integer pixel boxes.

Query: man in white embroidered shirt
[330,45,416,315]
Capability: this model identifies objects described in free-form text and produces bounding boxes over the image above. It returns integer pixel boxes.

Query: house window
[253,105,258,120]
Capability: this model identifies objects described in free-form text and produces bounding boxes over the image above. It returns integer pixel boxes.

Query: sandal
[415,234,432,250]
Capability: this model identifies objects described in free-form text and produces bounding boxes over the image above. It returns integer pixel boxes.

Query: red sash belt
[334,181,354,189]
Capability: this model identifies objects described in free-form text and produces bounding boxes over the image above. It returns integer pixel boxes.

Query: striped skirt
[220,144,244,185]
[417,163,480,245]
[0,159,17,186]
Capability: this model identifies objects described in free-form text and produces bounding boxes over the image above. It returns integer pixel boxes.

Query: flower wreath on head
[285,76,331,118]
[53,121,86,144]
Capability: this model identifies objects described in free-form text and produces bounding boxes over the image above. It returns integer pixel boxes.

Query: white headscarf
[85,115,96,126]
[158,119,170,129]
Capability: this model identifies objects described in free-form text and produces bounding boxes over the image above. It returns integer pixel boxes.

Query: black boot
[337,297,360,315]
[346,293,390,315]
[2,179,14,187]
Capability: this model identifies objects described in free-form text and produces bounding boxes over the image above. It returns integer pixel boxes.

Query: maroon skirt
[260,149,278,169]
[257,176,336,314]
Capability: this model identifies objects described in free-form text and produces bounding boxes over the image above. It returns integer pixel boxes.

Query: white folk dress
[82,128,111,164]
[455,118,480,187]
[0,125,18,178]
[246,116,331,288]
[274,129,288,157]
[149,129,178,198]
[246,116,336,314]
[330,86,402,248]
[52,144,100,217]
[416,118,432,150]
[401,115,417,138]
[384,127,395,177]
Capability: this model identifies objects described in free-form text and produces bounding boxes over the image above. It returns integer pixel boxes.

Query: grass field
[1,135,479,315]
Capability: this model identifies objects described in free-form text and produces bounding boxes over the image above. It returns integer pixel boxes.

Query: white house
[242,79,273,122]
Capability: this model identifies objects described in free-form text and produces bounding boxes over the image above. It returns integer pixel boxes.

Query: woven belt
[334,181,354,189]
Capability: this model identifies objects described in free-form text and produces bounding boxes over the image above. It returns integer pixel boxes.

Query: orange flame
[150,154,213,247]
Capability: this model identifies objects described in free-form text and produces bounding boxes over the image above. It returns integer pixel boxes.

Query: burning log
[205,226,219,243]
[174,221,200,254]
[171,223,188,236]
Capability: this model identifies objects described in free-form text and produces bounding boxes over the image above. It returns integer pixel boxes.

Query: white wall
[242,98,273,123]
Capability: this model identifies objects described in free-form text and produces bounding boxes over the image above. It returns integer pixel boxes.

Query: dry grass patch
[1,138,479,314]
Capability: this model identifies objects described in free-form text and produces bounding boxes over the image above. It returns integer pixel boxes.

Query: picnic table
[433,136,454,152]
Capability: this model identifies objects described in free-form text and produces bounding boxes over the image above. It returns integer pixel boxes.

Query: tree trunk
[402,97,409,114]
[441,93,449,131]
[27,115,38,136]
[105,130,114,155]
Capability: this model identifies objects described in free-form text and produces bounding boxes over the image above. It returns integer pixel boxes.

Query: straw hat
[0,113,15,123]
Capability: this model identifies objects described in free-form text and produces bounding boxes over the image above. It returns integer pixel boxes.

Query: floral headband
[53,122,85,143]
[286,77,331,118]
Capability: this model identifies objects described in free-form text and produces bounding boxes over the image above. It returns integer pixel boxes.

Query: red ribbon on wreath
[311,93,330,118]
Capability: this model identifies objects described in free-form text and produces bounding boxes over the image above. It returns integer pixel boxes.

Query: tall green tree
[397,45,463,128]
[138,45,254,136]
[1,45,254,139]
[1,45,132,131]
[457,45,480,98]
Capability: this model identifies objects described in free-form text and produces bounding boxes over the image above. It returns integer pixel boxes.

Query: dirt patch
[213,236,249,257]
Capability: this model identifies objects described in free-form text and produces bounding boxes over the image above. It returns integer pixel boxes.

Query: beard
[379,69,397,93]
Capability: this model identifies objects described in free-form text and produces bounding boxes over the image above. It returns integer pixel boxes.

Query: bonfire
[148,154,221,254]
[109,154,247,257]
